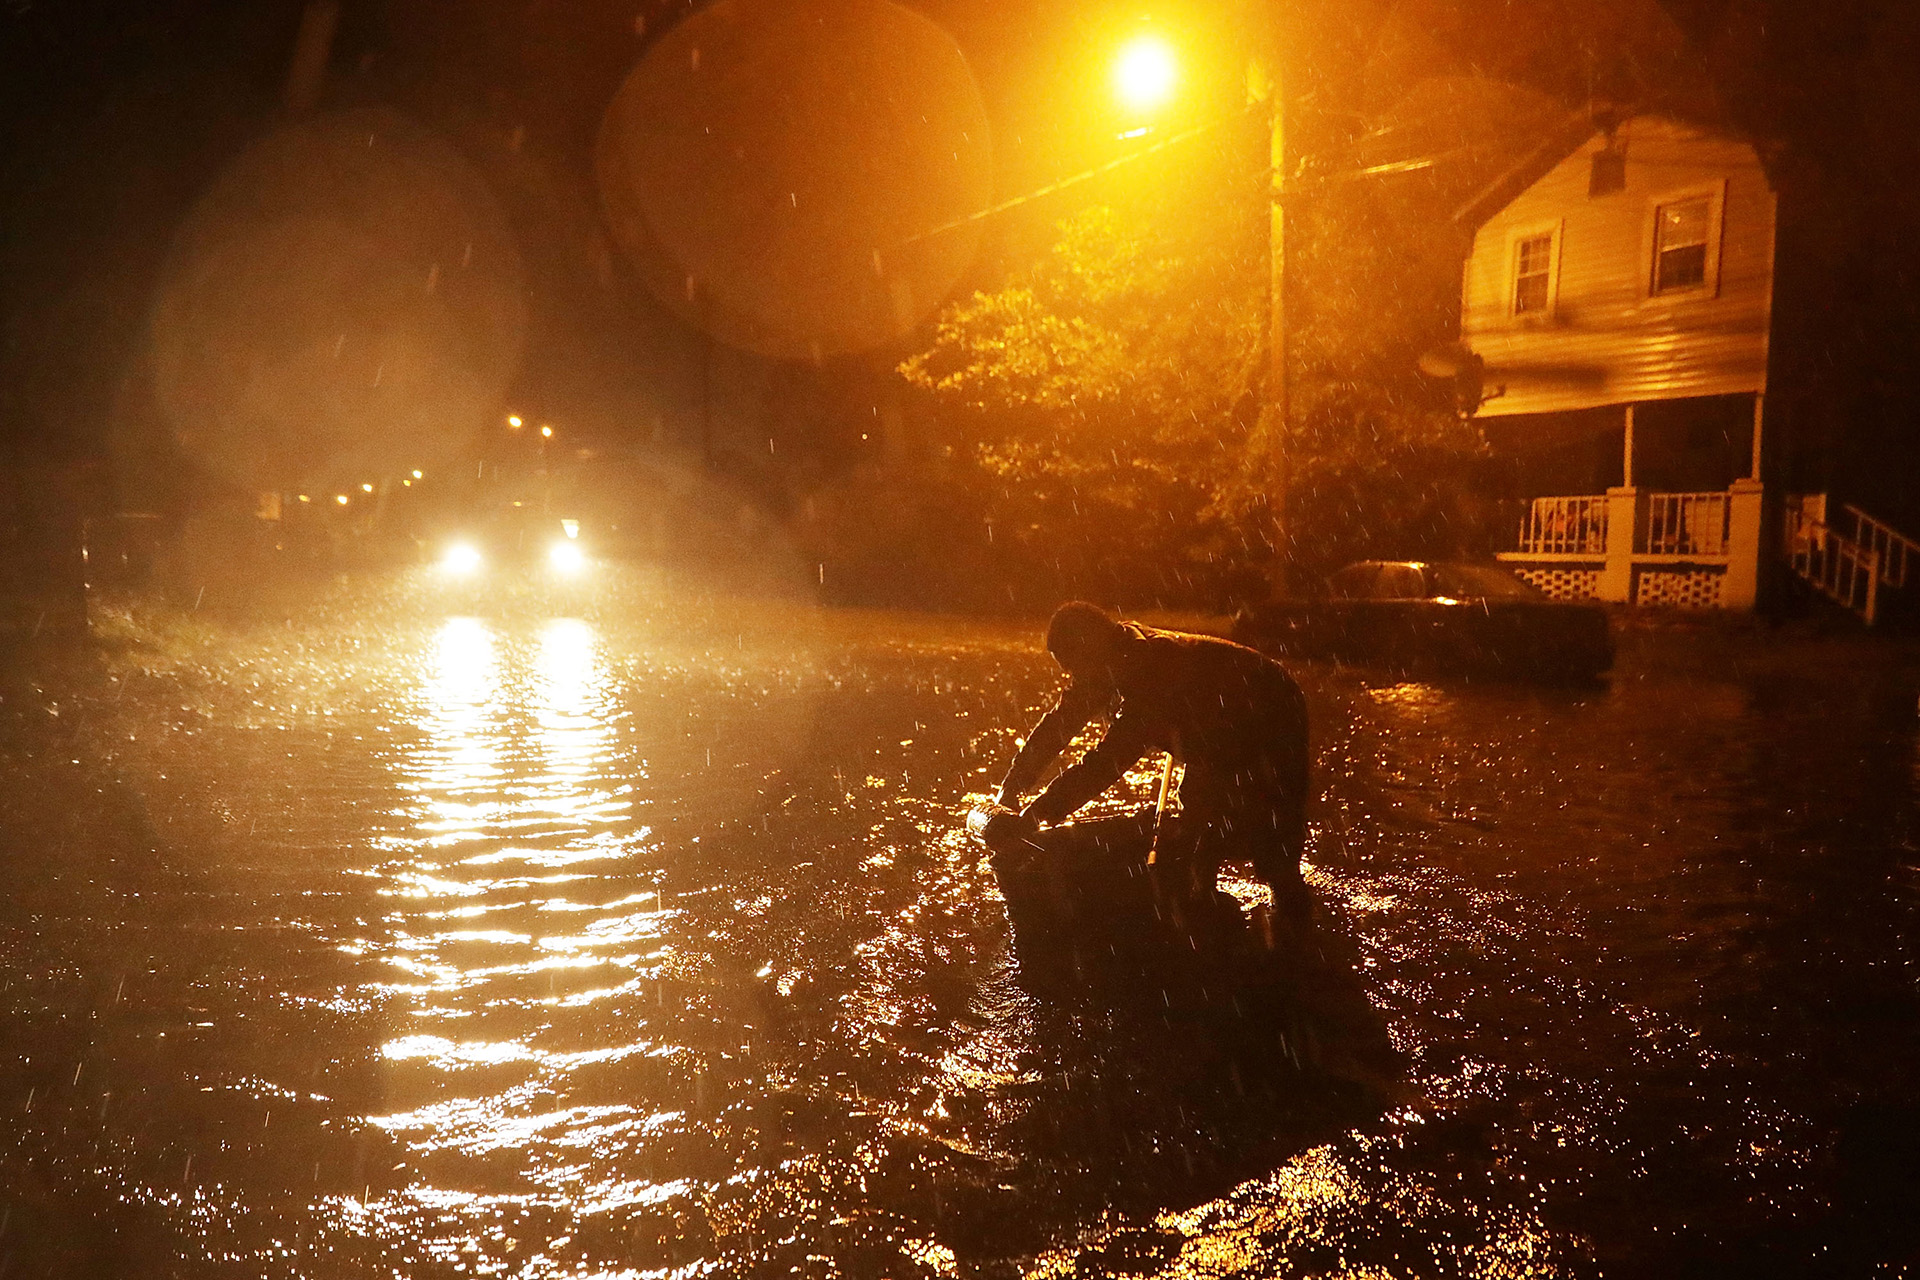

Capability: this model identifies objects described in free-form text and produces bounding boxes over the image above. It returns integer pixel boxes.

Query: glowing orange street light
[335,494,349,505]
[1113,34,1178,115]
[507,414,523,429]
[540,425,553,439]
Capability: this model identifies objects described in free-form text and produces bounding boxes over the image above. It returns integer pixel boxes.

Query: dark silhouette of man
[997,601,1312,922]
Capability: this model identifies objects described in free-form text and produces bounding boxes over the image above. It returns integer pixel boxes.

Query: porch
[1495,482,1764,610]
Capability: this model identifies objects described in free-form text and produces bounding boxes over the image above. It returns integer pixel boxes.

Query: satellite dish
[1417,342,1492,416]
[1416,342,1471,380]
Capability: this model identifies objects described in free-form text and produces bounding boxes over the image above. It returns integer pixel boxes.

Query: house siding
[1463,117,1776,418]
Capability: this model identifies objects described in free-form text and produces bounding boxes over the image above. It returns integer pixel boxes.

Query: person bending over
[997,601,1313,923]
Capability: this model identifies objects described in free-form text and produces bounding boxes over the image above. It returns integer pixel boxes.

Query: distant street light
[1113,35,1178,116]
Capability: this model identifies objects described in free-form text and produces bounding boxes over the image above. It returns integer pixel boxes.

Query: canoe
[967,805,1405,1090]
[965,804,1249,967]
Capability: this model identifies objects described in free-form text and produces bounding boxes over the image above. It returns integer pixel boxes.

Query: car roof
[1327,560,1545,598]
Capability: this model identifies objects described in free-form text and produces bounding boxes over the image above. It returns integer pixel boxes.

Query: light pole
[1109,24,1290,595]
[1251,36,1290,596]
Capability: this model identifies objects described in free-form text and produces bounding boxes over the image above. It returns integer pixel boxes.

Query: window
[1513,232,1554,315]
[1654,196,1712,293]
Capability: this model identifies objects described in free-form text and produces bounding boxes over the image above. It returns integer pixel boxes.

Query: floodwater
[2,568,1917,1278]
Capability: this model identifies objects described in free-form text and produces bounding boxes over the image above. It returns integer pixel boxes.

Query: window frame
[1642,179,1727,303]
[1505,218,1564,322]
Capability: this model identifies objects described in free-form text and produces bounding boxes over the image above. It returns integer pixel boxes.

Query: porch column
[1622,402,1636,488]
[1598,485,1644,603]
[1722,478,1765,610]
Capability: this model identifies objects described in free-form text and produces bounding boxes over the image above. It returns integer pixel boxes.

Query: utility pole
[1250,11,1290,598]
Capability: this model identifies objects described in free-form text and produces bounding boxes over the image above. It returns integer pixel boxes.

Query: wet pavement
[2,566,1918,1278]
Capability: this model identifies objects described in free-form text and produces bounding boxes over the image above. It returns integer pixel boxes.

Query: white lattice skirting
[1512,566,1602,601]
[1634,567,1724,609]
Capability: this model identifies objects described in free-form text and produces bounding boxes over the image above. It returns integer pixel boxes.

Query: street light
[1112,35,1178,116]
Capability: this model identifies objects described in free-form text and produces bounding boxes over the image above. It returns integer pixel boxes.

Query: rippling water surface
[2,569,1917,1277]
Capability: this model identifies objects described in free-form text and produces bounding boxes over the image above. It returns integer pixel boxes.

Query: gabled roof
[1451,111,1602,230]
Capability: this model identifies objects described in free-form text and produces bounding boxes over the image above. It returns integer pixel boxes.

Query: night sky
[3,0,1916,514]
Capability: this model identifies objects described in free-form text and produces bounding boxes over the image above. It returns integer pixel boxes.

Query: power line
[891,115,1236,248]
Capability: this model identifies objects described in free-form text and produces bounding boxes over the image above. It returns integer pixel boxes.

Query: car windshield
[1325,563,1380,599]
[1372,564,1428,599]
[1427,563,1544,600]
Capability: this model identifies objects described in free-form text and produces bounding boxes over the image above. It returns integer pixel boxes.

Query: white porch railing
[1502,484,1761,611]
[1513,494,1609,555]
[1839,503,1919,591]
[1642,491,1728,557]
[1787,504,1880,624]
[1507,488,1911,619]
[1512,491,1729,557]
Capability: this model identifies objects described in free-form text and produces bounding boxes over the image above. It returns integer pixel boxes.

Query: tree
[899,204,1269,605]
[898,183,1485,603]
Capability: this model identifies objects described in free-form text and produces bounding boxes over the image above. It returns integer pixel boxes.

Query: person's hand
[973,806,1041,858]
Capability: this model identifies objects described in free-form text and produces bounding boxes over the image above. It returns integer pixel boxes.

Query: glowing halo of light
[150,107,526,489]
[441,541,483,575]
[595,0,993,359]
[1113,34,1178,114]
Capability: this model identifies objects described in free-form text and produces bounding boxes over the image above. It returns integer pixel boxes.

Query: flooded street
[3,569,1918,1278]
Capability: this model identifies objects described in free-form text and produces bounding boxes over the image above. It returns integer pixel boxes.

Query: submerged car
[1232,560,1613,678]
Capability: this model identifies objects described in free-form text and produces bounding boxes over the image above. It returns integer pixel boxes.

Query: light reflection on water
[360,617,675,1254]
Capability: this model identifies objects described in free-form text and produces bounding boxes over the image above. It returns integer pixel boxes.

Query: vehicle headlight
[548,540,586,574]
[442,541,483,575]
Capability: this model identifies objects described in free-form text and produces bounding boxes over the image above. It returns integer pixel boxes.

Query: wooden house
[1454,113,1915,618]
